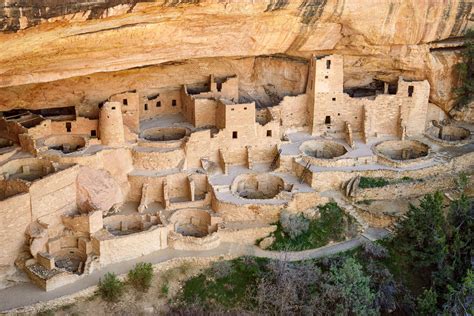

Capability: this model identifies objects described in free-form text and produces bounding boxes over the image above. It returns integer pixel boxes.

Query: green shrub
[359,177,390,188]
[270,202,356,251]
[128,262,154,292]
[160,283,169,297]
[37,309,54,316]
[98,272,124,302]
[280,211,309,239]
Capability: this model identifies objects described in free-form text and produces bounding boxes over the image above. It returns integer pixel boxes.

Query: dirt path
[0,230,388,313]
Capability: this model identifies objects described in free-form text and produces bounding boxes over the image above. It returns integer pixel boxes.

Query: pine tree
[396,192,448,274]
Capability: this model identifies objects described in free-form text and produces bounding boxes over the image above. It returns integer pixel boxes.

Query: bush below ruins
[174,187,473,315]
[268,202,359,251]
[359,176,416,189]
[127,262,154,292]
[98,272,124,302]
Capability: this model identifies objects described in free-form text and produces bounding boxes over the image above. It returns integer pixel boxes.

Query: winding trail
[0,228,388,312]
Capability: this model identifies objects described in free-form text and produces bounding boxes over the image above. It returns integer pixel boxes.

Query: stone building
[0,54,472,292]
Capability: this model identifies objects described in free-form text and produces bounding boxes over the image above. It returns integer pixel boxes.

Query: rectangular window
[408,85,414,97]
[332,97,336,101]
[216,82,222,92]
[266,130,272,137]
[325,116,331,124]
[172,100,177,107]
[66,122,72,133]
[325,75,329,79]
[90,130,97,137]
[156,101,161,107]
[144,103,148,111]
[326,60,331,69]
[123,99,128,105]
[111,106,116,110]
[232,131,238,139]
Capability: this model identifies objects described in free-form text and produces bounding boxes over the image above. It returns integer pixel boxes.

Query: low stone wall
[352,174,473,202]
[218,224,276,245]
[168,231,221,251]
[92,225,168,267]
[310,150,474,191]
[211,196,284,223]
[287,191,328,212]
[302,154,377,168]
[132,147,185,170]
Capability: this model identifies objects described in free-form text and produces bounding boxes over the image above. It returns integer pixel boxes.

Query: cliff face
[0,0,472,112]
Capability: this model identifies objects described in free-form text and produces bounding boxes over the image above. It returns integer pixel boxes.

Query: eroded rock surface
[76,167,123,213]
[0,0,472,112]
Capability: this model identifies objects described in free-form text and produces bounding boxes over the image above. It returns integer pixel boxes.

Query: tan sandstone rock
[76,167,123,214]
[0,1,472,113]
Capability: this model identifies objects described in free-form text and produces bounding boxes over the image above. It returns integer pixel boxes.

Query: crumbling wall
[29,165,80,225]
[93,226,168,266]
[132,147,185,170]
[184,130,212,169]
[139,89,182,120]
[0,192,31,267]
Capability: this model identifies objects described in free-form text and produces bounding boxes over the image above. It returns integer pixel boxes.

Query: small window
[231,108,235,111]
[156,101,161,107]
[266,130,272,137]
[408,85,414,97]
[325,116,331,124]
[172,99,177,106]
[337,113,341,116]
[66,122,72,133]
[326,60,331,69]
[325,76,328,79]
[244,107,247,110]
[144,103,148,111]
[90,130,97,137]
[216,82,222,92]
[123,99,128,105]
[232,131,238,139]
[111,106,116,110]
[332,97,336,101]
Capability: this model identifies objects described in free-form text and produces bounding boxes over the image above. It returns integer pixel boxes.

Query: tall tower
[99,101,125,146]
[307,55,344,135]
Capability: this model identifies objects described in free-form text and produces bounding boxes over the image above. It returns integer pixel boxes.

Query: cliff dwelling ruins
[0,53,472,293]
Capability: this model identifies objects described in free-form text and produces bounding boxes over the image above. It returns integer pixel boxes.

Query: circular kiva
[169,209,212,238]
[231,173,284,199]
[428,125,470,142]
[374,140,429,161]
[141,127,188,142]
[0,137,14,148]
[44,135,86,154]
[299,140,347,159]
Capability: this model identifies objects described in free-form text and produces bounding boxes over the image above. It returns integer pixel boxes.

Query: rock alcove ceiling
[0,0,472,114]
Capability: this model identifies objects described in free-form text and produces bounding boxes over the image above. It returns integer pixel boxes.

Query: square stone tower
[307,55,345,136]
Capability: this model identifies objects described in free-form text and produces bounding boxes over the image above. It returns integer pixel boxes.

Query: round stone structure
[374,140,430,163]
[427,125,471,144]
[53,248,87,274]
[0,137,14,149]
[44,135,86,154]
[141,127,188,142]
[300,140,347,159]
[231,173,284,200]
[168,208,212,238]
